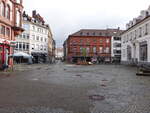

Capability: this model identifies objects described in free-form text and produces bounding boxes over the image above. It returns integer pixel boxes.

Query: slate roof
[70,29,124,37]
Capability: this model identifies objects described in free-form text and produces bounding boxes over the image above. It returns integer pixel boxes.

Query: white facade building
[121,6,150,65]
[15,11,50,63]
[111,36,122,62]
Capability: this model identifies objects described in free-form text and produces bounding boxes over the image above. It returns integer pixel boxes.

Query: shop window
[140,42,147,61]
[6,5,10,20]
[6,28,10,37]
[127,45,132,60]
[1,25,5,35]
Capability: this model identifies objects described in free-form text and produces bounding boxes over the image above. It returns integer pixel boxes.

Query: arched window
[6,5,10,20]
[16,10,21,27]
[1,2,5,17]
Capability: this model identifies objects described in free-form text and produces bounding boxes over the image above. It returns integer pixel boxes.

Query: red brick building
[0,0,23,70]
[64,29,121,63]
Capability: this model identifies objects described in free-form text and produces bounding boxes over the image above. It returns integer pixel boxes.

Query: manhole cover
[100,84,106,87]
[89,95,105,101]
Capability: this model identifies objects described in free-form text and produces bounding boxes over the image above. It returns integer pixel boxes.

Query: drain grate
[89,95,105,101]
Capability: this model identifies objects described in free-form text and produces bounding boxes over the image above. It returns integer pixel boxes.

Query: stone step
[136,72,150,76]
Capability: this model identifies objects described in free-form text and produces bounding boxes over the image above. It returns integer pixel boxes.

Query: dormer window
[16,0,21,4]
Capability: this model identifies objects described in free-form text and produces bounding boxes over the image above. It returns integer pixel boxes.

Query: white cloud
[23,0,150,47]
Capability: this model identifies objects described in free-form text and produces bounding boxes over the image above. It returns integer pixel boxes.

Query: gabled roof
[70,29,124,37]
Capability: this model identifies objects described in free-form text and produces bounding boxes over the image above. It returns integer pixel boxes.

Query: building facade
[64,29,122,63]
[0,0,23,69]
[55,47,64,59]
[15,11,53,63]
[121,6,150,66]
[48,27,55,63]
[111,36,122,62]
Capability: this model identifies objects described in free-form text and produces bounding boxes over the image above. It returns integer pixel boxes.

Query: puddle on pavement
[75,74,82,77]
[31,78,39,81]
[100,84,107,87]
[89,95,105,101]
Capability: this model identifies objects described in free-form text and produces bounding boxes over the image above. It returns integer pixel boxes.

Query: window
[139,27,142,37]
[100,39,103,43]
[1,25,5,35]
[19,42,22,50]
[32,26,35,30]
[105,47,110,53]
[93,47,96,53]
[45,38,47,42]
[23,34,26,38]
[86,47,90,53]
[36,36,39,41]
[23,24,29,30]
[6,5,10,20]
[40,45,43,50]
[93,39,97,43]
[114,37,121,40]
[32,35,35,40]
[145,24,148,35]
[99,47,103,53]
[106,39,110,43]
[127,45,132,60]
[26,43,29,50]
[140,42,147,61]
[1,2,5,17]
[16,10,21,27]
[23,43,25,50]
[36,44,39,50]
[16,0,21,4]
[26,34,29,39]
[31,44,35,50]
[41,37,43,42]
[6,28,10,37]
[134,30,137,39]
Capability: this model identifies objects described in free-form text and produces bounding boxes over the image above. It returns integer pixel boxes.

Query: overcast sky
[23,0,150,47]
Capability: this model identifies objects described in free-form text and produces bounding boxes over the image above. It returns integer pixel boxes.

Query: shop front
[0,39,15,70]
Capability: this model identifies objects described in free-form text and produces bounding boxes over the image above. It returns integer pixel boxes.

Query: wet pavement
[0,61,150,113]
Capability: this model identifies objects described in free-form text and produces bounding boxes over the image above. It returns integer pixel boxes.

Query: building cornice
[121,16,150,35]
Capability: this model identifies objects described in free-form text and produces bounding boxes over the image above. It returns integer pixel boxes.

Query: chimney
[32,10,36,18]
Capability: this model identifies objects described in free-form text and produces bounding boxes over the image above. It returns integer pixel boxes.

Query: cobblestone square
[0,62,150,113]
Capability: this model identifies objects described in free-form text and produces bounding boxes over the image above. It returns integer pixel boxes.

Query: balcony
[12,26,24,36]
